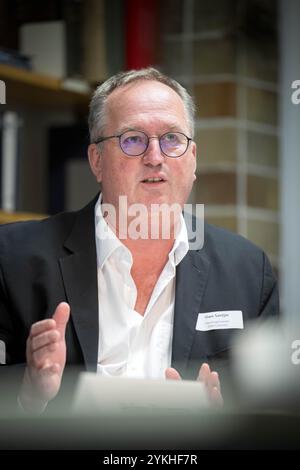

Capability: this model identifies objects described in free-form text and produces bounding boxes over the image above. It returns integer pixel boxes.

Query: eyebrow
[117,124,183,134]
[117,126,138,134]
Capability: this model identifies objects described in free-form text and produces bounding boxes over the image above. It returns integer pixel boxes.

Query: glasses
[94,130,192,158]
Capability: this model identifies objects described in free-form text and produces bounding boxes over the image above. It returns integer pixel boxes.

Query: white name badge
[196,310,244,331]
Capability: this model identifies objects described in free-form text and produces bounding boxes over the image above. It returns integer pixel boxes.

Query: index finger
[30,319,56,338]
[197,363,211,383]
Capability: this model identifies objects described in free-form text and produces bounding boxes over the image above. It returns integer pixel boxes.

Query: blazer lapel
[172,247,210,376]
[59,198,99,372]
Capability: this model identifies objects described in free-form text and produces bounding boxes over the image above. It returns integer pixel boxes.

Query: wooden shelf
[0,63,91,110]
[0,210,46,224]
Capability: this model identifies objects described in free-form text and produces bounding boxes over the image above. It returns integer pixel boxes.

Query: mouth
[141,177,166,184]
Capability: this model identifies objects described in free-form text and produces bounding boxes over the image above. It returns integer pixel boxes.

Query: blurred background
[0,0,299,322]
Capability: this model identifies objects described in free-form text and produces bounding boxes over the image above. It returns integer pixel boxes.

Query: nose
[142,137,165,166]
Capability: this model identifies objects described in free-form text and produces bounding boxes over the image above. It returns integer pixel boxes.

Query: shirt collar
[95,194,189,269]
[95,194,129,269]
[168,213,189,267]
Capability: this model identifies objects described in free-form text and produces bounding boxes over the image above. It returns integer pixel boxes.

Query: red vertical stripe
[125,0,158,69]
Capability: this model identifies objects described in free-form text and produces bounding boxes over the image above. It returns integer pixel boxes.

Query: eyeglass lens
[120,131,189,157]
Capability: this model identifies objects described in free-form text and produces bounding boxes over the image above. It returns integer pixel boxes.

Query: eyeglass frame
[93,130,193,158]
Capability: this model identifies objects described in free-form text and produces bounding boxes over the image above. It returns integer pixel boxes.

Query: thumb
[52,302,70,336]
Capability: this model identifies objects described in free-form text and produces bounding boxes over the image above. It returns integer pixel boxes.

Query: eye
[121,131,146,146]
[120,131,147,155]
[125,135,143,144]
[163,133,181,145]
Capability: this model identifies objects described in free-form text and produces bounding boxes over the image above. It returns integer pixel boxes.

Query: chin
[142,194,171,207]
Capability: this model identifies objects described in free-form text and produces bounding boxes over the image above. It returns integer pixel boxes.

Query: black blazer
[0,196,279,401]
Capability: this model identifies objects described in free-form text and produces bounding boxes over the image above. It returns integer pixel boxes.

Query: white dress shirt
[95,196,189,379]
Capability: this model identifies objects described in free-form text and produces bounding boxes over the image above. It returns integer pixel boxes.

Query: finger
[197,363,211,383]
[26,335,33,364]
[30,319,56,338]
[209,371,221,391]
[211,386,224,407]
[53,302,70,336]
[31,343,59,369]
[31,330,60,353]
[165,367,182,380]
[41,362,61,376]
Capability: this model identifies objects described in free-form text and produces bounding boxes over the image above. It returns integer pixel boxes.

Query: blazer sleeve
[259,252,280,319]
[0,263,17,365]
[0,264,26,414]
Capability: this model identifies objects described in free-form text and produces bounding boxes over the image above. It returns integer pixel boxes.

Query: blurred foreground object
[233,319,300,409]
[72,373,209,416]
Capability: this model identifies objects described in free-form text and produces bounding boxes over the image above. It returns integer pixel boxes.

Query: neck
[103,206,181,242]
[124,235,175,260]
[100,198,183,264]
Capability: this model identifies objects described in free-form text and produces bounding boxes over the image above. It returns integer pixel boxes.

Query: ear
[88,143,103,183]
[191,141,197,182]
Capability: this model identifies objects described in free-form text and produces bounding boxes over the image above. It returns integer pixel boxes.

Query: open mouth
[141,177,166,183]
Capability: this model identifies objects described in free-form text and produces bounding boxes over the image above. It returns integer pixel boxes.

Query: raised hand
[165,362,223,407]
[19,302,70,413]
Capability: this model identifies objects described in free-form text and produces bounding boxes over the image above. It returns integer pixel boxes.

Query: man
[0,68,279,414]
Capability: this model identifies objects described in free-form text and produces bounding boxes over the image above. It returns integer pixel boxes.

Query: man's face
[88,80,197,211]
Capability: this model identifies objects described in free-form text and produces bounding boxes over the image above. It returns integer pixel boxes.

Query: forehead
[105,80,188,130]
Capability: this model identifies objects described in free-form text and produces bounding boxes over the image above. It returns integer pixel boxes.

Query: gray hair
[88,67,196,143]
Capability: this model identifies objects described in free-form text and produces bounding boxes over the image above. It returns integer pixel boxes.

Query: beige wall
[161,0,279,268]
